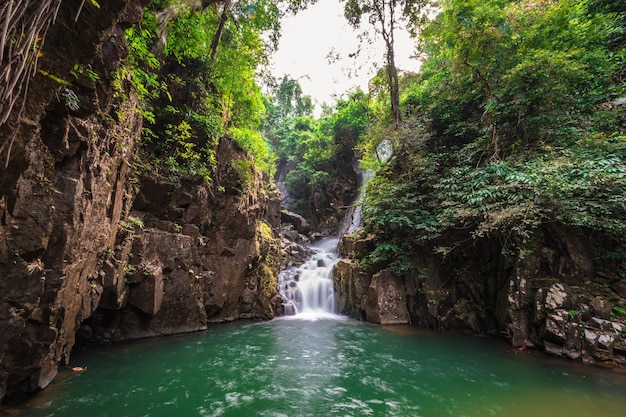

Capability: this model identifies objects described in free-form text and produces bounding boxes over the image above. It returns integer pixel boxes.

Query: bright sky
[269,0,421,115]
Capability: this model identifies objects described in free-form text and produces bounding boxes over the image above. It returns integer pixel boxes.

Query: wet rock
[583,329,599,353]
[544,341,564,357]
[365,269,409,325]
[281,209,310,234]
[614,341,626,360]
[507,261,532,348]
[0,0,154,401]
[589,298,612,319]
[598,334,615,350]
[441,298,482,333]
[128,266,164,316]
[334,259,371,319]
[101,26,128,70]
[0,0,282,401]
[338,232,377,259]
[545,311,567,344]
[588,317,613,332]
[335,220,626,367]
[282,238,312,267]
[564,323,583,360]
[612,278,626,298]
[282,226,310,245]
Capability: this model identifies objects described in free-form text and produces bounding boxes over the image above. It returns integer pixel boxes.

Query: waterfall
[278,238,340,317]
[278,154,374,318]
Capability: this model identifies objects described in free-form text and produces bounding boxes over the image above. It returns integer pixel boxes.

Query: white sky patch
[269,0,421,116]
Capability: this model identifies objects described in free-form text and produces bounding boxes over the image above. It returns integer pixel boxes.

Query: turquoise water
[9,316,626,417]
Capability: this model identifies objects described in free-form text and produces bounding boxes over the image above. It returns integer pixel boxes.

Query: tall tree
[203,0,319,61]
[341,0,429,127]
[209,0,232,62]
[274,75,314,122]
[262,75,313,154]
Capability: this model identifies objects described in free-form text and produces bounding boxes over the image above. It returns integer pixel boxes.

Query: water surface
[9,317,626,417]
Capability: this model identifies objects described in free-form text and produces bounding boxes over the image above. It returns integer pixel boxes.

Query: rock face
[78,141,282,344]
[280,209,311,235]
[0,0,281,402]
[0,0,147,402]
[336,226,626,365]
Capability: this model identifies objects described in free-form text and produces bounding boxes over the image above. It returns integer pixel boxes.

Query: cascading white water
[298,238,339,313]
[279,238,340,317]
[279,158,370,318]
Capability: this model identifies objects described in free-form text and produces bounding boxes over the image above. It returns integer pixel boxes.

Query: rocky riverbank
[334,226,626,366]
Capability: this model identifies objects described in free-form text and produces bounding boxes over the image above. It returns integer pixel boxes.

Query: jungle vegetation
[123,0,317,183]
[356,0,626,276]
[118,0,624,275]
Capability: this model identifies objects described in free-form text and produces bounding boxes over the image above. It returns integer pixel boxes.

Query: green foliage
[38,70,72,87]
[70,64,100,83]
[342,0,430,37]
[134,101,218,183]
[231,159,254,194]
[341,0,432,124]
[319,89,369,140]
[124,9,162,103]
[230,127,276,176]
[358,0,626,270]
[611,306,626,319]
[158,119,214,182]
[268,87,370,214]
[412,0,626,155]
[123,1,310,183]
[364,240,415,273]
[363,134,626,252]
[163,8,214,63]
[124,216,145,229]
[158,4,269,131]
[265,75,313,125]
[363,171,437,235]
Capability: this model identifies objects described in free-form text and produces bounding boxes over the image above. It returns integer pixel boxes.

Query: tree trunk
[209,0,231,62]
[386,41,401,127]
[376,0,401,127]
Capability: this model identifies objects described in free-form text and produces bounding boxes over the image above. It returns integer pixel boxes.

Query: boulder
[281,209,311,234]
[365,269,410,325]
[128,265,164,315]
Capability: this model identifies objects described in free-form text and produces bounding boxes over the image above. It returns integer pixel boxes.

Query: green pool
[11,316,626,417]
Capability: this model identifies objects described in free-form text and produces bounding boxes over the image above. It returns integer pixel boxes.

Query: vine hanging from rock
[0,0,99,167]
[0,0,64,167]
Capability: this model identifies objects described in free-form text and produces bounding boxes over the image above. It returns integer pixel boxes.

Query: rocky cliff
[76,139,282,346]
[335,225,626,366]
[0,0,281,402]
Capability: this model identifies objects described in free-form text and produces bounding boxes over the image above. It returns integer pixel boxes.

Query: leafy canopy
[124,0,319,182]
[358,0,626,273]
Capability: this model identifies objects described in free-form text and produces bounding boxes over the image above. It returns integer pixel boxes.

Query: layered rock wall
[78,140,282,345]
[336,226,626,365]
[0,0,147,401]
[0,0,282,402]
